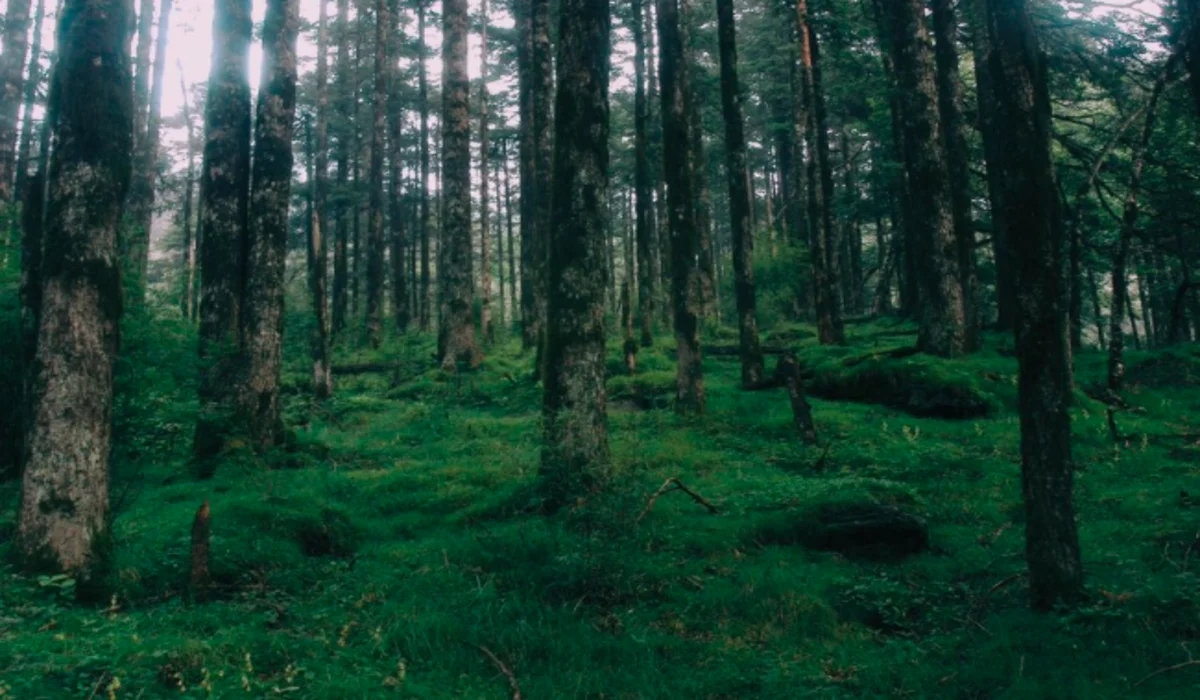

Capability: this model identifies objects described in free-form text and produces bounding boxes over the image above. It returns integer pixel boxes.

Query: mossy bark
[194,0,252,463]
[437,0,480,370]
[657,0,704,414]
[985,0,1084,610]
[242,0,299,451]
[18,0,133,577]
[877,0,966,357]
[541,0,612,507]
[715,0,763,387]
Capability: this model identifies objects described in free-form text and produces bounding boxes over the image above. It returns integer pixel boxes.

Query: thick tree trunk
[985,0,1083,610]
[877,0,966,357]
[365,0,388,348]
[12,0,46,206]
[18,0,132,578]
[437,0,480,370]
[309,0,332,397]
[194,0,252,463]
[540,0,612,508]
[0,0,34,205]
[633,0,656,347]
[797,2,844,346]
[931,0,978,351]
[387,0,408,335]
[657,0,704,413]
[968,0,1015,331]
[478,0,494,343]
[242,0,298,451]
[715,0,763,387]
[1108,62,1173,392]
[332,0,350,336]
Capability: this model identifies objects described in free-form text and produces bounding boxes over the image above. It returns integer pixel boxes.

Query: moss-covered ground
[2,312,1200,698]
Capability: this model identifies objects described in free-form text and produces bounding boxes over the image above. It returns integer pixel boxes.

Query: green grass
[2,315,1200,698]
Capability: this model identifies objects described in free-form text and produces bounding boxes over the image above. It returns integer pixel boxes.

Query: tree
[984,0,1083,610]
[876,0,966,357]
[310,0,334,397]
[478,0,494,343]
[438,0,480,370]
[194,0,252,463]
[332,0,351,336]
[365,0,389,348]
[715,0,763,386]
[12,0,47,206]
[242,0,300,450]
[387,0,408,334]
[658,0,705,413]
[633,0,656,348]
[18,0,133,579]
[179,71,200,321]
[0,0,33,206]
[541,0,612,506]
[417,0,432,331]
[530,0,554,368]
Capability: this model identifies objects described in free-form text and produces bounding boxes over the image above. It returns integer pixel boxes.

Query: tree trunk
[478,0,494,343]
[194,0,252,463]
[121,0,154,298]
[364,0,388,348]
[179,73,198,321]
[633,0,656,347]
[517,0,537,347]
[18,0,132,579]
[797,2,844,346]
[417,0,432,331]
[931,0,978,351]
[12,0,46,206]
[307,0,332,398]
[540,0,612,508]
[657,0,704,414]
[1108,61,1173,392]
[503,138,518,326]
[715,0,763,387]
[332,0,350,337]
[0,0,34,206]
[985,0,1083,610]
[531,0,554,375]
[387,0,408,335]
[876,0,966,357]
[242,0,298,451]
[494,146,506,325]
[437,0,480,370]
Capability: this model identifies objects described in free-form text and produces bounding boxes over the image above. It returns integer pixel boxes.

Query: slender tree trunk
[531,0,554,376]
[649,1,671,327]
[876,0,966,357]
[180,71,198,320]
[932,0,979,351]
[332,0,350,336]
[121,0,154,297]
[633,0,656,347]
[351,19,364,322]
[715,0,763,387]
[387,0,408,335]
[0,0,34,206]
[503,138,518,326]
[194,0,252,463]
[241,0,298,451]
[416,0,432,331]
[1108,62,1173,392]
[478,0,494,343]
[307,0,331,398]
[517,0,537,347]
[541,0,611,507]
[364,0,388,348]
[12,0,46,206]
[985,0,1083,610]
[493,147,506,325]
[797,2,844,345]
[657,0,704,414]
[437,0,480,369]
[18,0,132,579]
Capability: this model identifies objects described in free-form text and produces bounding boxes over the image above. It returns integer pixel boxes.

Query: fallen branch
[475,645,522,700]
[636,478,720,522]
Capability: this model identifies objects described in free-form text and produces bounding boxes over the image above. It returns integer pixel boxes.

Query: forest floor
[3,314,1200,698]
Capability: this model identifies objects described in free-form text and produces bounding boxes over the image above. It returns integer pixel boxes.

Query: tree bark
[517,0,537,347]
[365,0,388,348]
[179,70,198,320]
[18,0,132,578]
[416,0,431,331]
[242,0,298,451]
[876,0,966,357]
[797,1,844,346]
[531,0,554,375]
[387,0,408,335]
[438,0,480,370]
[12,0,46,206]
[503,138,518,326]
[332,0,350,336]
[657,0,704,414]
[478,0,494,343]
[0,0,34,205]
[194,0,252,463]
[121,0,154,297]
[715,0,763,387]
[633,0,656,347]
[985,0,1083,610]
[540,0,611,508]
[310,0,332,397]
[931,0,978,351]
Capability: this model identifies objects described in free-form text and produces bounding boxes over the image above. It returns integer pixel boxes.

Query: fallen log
[331,362,404,376]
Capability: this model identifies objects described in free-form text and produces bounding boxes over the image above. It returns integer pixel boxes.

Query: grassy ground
[2,313,1200,698]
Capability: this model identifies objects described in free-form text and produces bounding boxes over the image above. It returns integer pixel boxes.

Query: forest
[1,0,1199,696]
